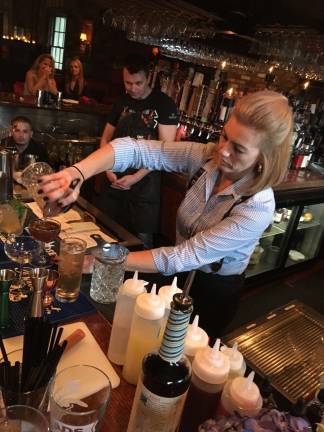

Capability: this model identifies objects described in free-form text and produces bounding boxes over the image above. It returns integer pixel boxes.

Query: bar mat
[223,300,324,403]
[0,291,97,339]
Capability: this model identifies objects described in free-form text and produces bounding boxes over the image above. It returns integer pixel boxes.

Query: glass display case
[246,201,324,280]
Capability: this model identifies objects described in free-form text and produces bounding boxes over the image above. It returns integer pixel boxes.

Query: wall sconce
[303,81,310,90]
[80,33,87,42]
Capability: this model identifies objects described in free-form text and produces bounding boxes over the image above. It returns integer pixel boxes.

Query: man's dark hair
[124,54,150,77]
[10,116,33,130]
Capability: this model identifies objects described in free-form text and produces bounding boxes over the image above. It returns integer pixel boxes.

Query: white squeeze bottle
[122,284,165,385]
[179,339,230,432]
[184,315,209,363]
[158,277,182,327]
[220,371,263,417]
[221,342,246,378]
[108,271,147,365]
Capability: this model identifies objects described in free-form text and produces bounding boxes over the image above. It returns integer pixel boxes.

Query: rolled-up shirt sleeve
[151,194,274,275]
[111,137,216,174]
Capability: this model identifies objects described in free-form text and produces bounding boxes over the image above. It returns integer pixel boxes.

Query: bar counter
[0,93,110,137]
[80,312,134,432]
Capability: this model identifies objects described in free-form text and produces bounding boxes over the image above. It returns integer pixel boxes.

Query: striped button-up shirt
[111,138,275,276]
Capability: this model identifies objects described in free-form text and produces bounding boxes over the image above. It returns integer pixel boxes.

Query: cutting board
[3,321,120,389]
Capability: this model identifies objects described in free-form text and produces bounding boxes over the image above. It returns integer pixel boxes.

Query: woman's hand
[39,167,83,207]
[106,170,118,183]
[114,174,138,190]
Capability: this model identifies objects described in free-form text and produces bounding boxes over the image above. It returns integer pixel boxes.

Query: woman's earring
[257,163,263,174]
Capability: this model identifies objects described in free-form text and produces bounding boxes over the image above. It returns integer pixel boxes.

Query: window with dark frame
[50,16,67,70]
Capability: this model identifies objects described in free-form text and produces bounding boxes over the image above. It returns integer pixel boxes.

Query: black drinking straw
[53,327,63,350]
[47,323,58,356]
[0,336,8,363]
[183,270,196,298]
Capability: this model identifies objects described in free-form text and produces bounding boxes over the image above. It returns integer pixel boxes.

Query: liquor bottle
[259,377,277,409]
[0,149,14,202]
[179,67,195,113]
[218,88,235,124]
[201,81,218,123]
[186,72,204,117]
[127,292,193,432]
[305,377,324,430]
[122,284,165,385]
[108,271,147,365]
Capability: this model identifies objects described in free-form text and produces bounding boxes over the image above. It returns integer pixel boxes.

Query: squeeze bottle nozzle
[221,342,246,377]
[121,271,148,297]
[135,283,165,320]
[246,371,255,391]
[229,370,262,411]
[190,315,200,340]
[193,338,230,385]
[184,315,209,360]
[158,277,182,309]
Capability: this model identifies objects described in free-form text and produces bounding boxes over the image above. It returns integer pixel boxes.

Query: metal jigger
[28,268,49,318]
[0,269,16,328]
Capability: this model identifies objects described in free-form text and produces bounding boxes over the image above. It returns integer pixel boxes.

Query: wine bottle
[127,292,193,432]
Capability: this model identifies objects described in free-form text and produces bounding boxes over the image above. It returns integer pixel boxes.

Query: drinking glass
[0,202,27,237]
[1,405,49,431]
[21,161,53,212]
[29,218,61,265]
[90,243,128,304]
[4,235,40,300]
[49,365,111,432]
[56,237,86,303]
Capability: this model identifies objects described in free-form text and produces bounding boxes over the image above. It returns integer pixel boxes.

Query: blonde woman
[24,54,58,96]
[40,90,293,340]
[64,57,87,100]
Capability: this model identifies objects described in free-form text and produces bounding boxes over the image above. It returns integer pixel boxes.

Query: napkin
[59,230,116,248]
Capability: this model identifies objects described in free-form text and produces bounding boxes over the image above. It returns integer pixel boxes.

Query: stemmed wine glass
[4,236,41,301]
[28,218,61,266]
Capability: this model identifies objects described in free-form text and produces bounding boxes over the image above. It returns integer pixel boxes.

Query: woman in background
[63,57,88,100]
[24,54,58,96]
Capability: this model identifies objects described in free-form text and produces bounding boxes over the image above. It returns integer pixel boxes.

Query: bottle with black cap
[259,376,277,410]
[306,378,324,430]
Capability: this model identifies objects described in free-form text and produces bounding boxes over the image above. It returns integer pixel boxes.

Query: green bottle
[0,269,16,328]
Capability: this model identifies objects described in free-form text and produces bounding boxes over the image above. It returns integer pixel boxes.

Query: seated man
[1,116,50,169]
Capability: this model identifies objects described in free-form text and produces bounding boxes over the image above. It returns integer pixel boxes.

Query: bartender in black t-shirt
[100,54,179,248]
[1,116,50,169]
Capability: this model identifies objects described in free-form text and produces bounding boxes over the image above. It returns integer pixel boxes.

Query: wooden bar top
[80,312,135,432]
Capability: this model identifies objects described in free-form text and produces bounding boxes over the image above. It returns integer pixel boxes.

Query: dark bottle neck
[158,293,193,363]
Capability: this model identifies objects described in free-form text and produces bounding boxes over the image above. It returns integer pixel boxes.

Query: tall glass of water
[56,237,86,303]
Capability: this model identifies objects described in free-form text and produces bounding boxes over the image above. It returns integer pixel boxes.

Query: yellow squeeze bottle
[122,284,165,385]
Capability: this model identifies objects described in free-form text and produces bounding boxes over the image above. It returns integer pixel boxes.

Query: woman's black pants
[178,271,245,343]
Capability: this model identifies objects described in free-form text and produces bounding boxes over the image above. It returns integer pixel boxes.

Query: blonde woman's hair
[231,90,293,195]
[65,57,84,95]
[30,54,55,79]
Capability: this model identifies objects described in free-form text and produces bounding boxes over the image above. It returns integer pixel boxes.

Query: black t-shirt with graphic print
[106,89,179,140]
